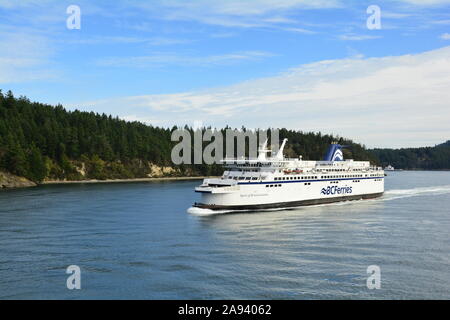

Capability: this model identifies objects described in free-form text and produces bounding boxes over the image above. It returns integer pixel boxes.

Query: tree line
[1,89,420,183]
[371,141,450,170]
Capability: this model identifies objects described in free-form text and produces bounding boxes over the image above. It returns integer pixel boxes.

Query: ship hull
[194,192,384,211]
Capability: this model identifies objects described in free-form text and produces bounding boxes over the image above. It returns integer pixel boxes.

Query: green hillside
[0,90,378,182]
[371,142,450,170]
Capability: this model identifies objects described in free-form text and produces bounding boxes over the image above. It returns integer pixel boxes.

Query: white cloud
[339,34,382,41]
[81,46,450,148]
[0,31,57,83]
[0,0,52,8]
[121,114,162,125]
[155,0,341,16]
[433,19,450,25]
[441,33,450,40]
[395,0,450,5]
[130,0,341,29]
[62,36,191,46]
[382,12,414,19]
[282,27,317,34]
[97,51,274,68]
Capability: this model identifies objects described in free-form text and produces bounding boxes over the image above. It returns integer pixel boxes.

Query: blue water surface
[0,171,449,299]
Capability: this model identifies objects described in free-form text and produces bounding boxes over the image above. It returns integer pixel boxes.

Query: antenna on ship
[275,138,288,160]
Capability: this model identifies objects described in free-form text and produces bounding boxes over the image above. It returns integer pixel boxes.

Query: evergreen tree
[1,136,28,177]
[27,145,47,182]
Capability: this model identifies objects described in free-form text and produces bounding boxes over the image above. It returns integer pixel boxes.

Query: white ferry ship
[192,139,384,211]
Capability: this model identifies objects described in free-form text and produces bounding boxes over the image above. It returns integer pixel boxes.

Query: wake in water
[187,185,450,215]
[383,185,450,201]
[187,206,289,216]
[187,207,226,216]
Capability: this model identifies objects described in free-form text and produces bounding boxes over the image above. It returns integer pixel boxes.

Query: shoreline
[41,176,215,185]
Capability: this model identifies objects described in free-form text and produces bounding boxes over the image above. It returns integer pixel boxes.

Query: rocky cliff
[0,171,37,189]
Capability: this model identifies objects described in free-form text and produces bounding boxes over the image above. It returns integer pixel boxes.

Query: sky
[1,0,450,148]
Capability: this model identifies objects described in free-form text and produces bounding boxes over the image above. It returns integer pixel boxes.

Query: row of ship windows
[275,176,317,180]
[274,174,372,181]
[227,174,383,181]
[320,168,364,172]
[265,182,311,188]
[227,176,259,181]
[323,180,362,184]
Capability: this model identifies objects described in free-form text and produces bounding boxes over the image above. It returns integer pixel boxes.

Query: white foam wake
[187,207,229,216]
[383,185,450,201]
[186,206,291,216]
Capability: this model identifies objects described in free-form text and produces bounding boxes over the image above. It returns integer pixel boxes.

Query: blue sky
[1,0,450,147]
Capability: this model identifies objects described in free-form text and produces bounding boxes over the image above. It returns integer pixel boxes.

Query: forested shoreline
[0,90,448,185]
[371,141,450,170]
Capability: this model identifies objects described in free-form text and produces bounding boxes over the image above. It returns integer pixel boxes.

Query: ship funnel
[323,143,348,161]
[275,138,288,160]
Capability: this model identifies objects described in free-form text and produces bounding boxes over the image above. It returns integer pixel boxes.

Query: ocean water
[0,171,450,299]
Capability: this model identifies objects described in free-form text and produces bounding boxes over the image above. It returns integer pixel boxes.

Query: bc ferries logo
[331,149,343,161]
[323,144,345,162]
[321,186,352,195]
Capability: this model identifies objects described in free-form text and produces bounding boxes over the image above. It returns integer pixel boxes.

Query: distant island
[0,90,448,188]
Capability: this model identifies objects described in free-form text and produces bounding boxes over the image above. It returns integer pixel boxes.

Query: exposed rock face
[147,163,179,178]
[0,171,37,189]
